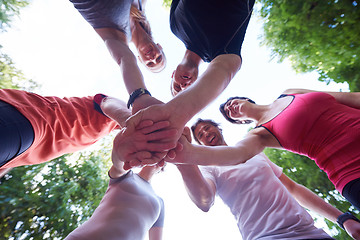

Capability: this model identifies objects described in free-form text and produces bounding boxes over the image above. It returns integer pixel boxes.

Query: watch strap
[127,88,151,109]
[337,212,360,230]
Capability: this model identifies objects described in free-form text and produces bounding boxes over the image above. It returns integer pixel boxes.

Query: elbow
[195,195,214,212]
[197,200,214,212]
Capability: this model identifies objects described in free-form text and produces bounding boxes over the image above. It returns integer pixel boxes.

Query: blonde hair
[130,5,152,36]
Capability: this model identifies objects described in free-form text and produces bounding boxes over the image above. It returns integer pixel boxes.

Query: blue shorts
[0,100,34,167]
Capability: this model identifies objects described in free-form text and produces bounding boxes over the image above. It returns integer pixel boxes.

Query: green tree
[0,151,112,240]
[257,0,360,91]
[0,46,38,90]
[0,0,29,31]
[162,0,171,8]
[264,148,358,239]
[0,0,37,90]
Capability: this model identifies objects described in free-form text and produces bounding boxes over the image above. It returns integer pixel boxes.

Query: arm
[95,29,162,112]
[283,88,360,109]
[279,173,360,239]
[168,132,266,166]
[167,54,242,124]
[148,227,163,240]
[176,164,216,212]
[174,127,215,211]
[126,54,242,154]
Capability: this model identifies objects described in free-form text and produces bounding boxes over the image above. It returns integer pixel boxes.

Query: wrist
[127,88,151,109]
[337,212,360,230]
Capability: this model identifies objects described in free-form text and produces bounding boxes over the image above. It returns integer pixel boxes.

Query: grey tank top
[70,0,142,37]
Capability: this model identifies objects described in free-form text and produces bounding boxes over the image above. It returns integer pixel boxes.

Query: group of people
[1,0,360,239]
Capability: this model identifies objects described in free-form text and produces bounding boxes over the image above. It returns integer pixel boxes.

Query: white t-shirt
[200,153,332,240]
[65,171,164,240]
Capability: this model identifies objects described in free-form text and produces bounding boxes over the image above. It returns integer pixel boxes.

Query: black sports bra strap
[277,94,289,99]
[138,0,142,11]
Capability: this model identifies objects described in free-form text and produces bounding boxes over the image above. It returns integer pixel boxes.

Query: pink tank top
[259,92,360,192]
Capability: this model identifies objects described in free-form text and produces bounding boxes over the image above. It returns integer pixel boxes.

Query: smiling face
[224,99,245,119]
[221,97,254,124]
[193,122,225,146]
[171,64,199,96]
[138,43,166,72]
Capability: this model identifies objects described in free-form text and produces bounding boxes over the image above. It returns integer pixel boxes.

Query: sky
[0,0,349,239]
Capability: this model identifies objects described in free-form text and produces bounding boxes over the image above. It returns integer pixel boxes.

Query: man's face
[171,64,199,96]
[193,122,225,146]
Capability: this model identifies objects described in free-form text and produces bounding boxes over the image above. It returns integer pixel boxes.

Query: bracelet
[127,88,151,109]
[337,212,360,230]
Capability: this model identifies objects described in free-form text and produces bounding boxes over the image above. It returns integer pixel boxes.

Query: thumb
[182,127,192,143]
[100,96,130,127]
[125,108,145,130]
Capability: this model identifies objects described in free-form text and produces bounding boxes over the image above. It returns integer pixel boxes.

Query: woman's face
[224,99,247,120]
[138,42,166,72]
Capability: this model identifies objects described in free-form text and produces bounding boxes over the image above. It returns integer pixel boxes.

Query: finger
[129,159,143,168]
[157,159,165,167]
[136,120,154,130]
[182,127,192,143]
[141,121,171,134]
[145,141,177,152]
[140,158,162,166]
[134,151,152,161]
[166,149,176,160]
[175,141,183,151]
[153,151,167,160]
[145,128,178,141]
[126,110,144,129]
[123,162,132,170]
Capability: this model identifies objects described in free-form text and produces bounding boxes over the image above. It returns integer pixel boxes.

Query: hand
[164,127,193,165]
[131,94,164,114]
[344,219,360,240]
[101,97,177,170]
[126,103,186,160]
[112,120,178,170]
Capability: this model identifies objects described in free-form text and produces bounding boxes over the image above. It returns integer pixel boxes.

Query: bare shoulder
[282,88,315,95]
[249,127,282,148]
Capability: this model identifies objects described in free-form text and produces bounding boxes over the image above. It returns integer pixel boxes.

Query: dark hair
[191,119,222,145]
[219,96,255,124]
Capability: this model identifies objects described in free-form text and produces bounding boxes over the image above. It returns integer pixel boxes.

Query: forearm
[291,183,343,222]
[179,137,263,166]
[167,54,241,123]
[104,39,147,94]
[176,164,214,212]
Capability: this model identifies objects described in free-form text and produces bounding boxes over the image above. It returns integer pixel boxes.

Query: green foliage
[264,148,359,239]
[258,0,360,91]
[0,152,111,239]
[0,0,29,31]
[162,0,172,9]
[0,46,39,90]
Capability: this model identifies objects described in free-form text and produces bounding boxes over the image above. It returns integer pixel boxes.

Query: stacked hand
[101,93,193,169]
[123,103,186,168]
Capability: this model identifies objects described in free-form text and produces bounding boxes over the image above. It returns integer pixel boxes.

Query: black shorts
[342,178,360,211]
[0,100,34,167]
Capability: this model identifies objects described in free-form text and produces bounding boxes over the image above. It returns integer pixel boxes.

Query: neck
[182,49,202,67]
[245,104,271,126]
[131,20,151,48]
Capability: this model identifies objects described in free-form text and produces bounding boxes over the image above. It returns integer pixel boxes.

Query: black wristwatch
[127,88,151,109]
[337,212,360,230]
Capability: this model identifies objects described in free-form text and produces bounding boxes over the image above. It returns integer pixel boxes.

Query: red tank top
[259,92,360,192]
